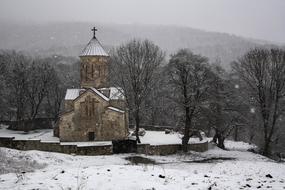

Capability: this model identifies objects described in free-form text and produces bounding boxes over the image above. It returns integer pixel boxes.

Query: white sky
[0,0,285,43]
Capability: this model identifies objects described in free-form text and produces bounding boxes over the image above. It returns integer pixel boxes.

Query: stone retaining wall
[0,137,112,155]
[129,124,176,131]
[0,137,208,156]
[137,142,208,155]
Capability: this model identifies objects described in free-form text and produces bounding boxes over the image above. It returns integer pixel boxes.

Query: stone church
[55,27,129,142]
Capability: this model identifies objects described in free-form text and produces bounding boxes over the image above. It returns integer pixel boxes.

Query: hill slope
[0,21,277,67]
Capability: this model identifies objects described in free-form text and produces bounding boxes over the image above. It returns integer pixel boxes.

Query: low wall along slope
[0,137,208,156]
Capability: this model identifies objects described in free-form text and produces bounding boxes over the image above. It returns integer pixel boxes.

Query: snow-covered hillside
[0,141,284,190]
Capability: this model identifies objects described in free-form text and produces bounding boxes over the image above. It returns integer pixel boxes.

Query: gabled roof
[99,87,125,100]
[62,86,128,103]
[80,37,109,57]
[64,88,109,102]
[90,87,110,101]
[65,89,81,100]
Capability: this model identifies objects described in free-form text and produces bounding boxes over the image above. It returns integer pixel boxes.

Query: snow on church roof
[107,107,125,113]
[80,37,109,57]
[64,88,110,101]
[109,87,125,100]
[65,87,124,101]
[99,87,125,100]
[90,87,110,101]
[65,89,81,100]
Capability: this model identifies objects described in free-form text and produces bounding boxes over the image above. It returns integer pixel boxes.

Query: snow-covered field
[0,141,284,190]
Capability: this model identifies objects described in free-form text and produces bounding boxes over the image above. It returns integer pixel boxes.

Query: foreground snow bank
[0,148,45,175]
[1,141,285,190]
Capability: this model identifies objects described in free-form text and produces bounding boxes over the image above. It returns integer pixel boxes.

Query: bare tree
[0,51,80,126]
[45,75,65,120]
[203,64,249,149]
[111,39,165,143]
[233,48,285,156]
[25,60,56,120]
[0,51,10,120]
[167,49,210,152]
[4,52,30,121]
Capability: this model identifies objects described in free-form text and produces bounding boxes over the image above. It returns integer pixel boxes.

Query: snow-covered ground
[0,141,284,190]
[140,130,206,145]
[0,125,59,142]
[0,125,204,145]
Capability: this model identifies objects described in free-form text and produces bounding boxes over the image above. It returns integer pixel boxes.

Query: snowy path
[0,143,285,190]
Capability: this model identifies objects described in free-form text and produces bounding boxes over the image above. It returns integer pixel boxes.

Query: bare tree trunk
[262,117,271,155]
[182,106,190,152]
[213,129,226,149]
[263,138,271,156]
[263,99,279,156]
[249,133,255,145]
[135,110,141,143]
[234,126,238,141]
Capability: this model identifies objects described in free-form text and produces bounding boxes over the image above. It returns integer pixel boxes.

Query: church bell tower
[80,27,109,89]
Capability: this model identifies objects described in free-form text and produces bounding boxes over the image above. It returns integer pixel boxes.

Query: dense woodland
[0,39,285,156]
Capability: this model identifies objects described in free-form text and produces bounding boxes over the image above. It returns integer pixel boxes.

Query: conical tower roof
[80,27,108,57]
[80,37,109,57]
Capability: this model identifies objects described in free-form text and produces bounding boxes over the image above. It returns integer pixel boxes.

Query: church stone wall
[100,110,128,141]
[59,90,127,142]
[64,100,73,111]
[80,56,109,89]
[58,112,76,141]
[109,99,126,110]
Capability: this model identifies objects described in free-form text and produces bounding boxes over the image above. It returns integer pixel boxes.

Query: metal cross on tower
[91,27,98,38]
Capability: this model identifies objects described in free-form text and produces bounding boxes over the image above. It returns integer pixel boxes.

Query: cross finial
[91,27,98,38]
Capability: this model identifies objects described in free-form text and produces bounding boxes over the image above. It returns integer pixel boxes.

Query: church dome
[80,37,109,57]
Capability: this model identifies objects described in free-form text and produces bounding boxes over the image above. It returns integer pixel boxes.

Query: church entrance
[88,132,95,141]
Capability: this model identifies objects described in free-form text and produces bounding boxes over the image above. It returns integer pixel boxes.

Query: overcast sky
[0,0,285,43]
